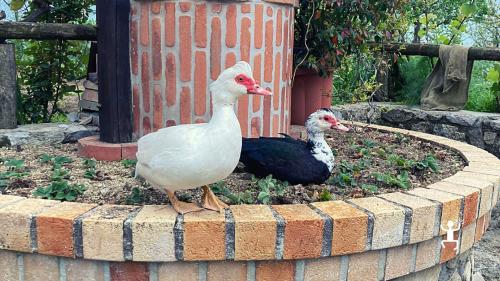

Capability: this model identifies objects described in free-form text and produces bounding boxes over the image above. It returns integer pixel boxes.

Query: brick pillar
[130,0,295,139]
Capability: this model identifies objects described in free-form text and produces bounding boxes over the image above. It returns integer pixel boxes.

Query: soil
[0,126,465,206]
[473,204,500,281]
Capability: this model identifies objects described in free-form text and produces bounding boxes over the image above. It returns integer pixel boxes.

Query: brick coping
[0,123,498,263]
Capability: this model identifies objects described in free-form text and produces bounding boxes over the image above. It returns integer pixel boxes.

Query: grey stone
[446,113,481,127]
[382,108,416,123]
[433,124,466,141]
[463,260,472,281]
[62,130,99,144]
[411,121,432,133]
[0,135,10,147]
[450,272,462,281]
[467,128,485,148]
[0,123,88,146]
[483,131,497,145]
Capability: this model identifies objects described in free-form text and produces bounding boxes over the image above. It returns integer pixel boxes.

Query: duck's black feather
[240,137,331,185]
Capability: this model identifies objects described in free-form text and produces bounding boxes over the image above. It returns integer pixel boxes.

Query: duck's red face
[322,114,349,132]
[235,74,272,96]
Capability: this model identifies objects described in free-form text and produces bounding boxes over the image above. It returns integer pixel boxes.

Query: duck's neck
[209,90,240,131]
[307,129,334,172]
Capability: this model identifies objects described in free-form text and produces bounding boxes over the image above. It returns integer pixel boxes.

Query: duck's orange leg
[167,191,203,214]
[201,185,229,212]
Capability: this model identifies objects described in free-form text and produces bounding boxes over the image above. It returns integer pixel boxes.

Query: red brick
[254,4,264,49]
[143,117,152,135]
[141,52,150,113]
[139,3,149,46]
[273,53,281,110]
[211,3,222,13]
[165,53,176,107]
[440,231,460,263]
[194,51,207,116]
[241,17,251,62]
[263,94,272,136]
[165,3,175,47]
[475,215,485,241]
[151,2,161,14]
[207,261,247,281]
[195,118,206,123]
[153,85,163,131]
[264,20,274,83]
[239,96,249,136]
[131,4,137,17]
[210,17,221,80]
[273,205,323,259]
[179,2,191,12]
[287,53,293,81]
[272,115,280,136]
[281,86,286,115]
[241,4,251,13]
[195,4,207,48]
[289,10,294,50]
[37,202,96,257]
[121,143,138,160]
[152,18,162,81]
[276,9,283,46]
[282,20,289,80]
[110,262,149,281]
[78,136,122,161]
[253,54,262,113]
[180,87,191,124]
[133,84,140,134]
[251,117,261,138]
[184,210,226,261]
[256,261,294,281]
[130,20,138,75]
[179,16,191,82]
[266,6,273,17]
[166,120,176,127]
[226,4,237,48]
[225,52,236,68]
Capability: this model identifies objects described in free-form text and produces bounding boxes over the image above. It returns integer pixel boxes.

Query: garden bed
[0,125,465,206]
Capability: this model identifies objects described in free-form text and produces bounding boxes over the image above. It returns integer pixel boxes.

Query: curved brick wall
[130,0,295,139]
[0,123,498,281]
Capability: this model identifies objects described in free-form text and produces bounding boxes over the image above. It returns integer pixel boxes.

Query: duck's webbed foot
[201,185,229,212]
[167,191,203,214]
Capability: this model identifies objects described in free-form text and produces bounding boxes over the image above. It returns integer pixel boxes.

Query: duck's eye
[238,77,244,81]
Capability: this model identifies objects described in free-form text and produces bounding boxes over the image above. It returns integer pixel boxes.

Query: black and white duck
[239,108,349,185]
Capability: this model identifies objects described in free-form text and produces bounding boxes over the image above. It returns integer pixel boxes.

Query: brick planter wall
[1,123,498,281]
[130,0,295,139]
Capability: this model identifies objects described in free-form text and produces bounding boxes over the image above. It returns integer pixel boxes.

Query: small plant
[33,181,86,201]
[39,154,73,169]
[210,181,253,205]
[372,171,411,190]
[0,158,29,187]
[361,184,378,193]
[121,159,137,168]
[252,175,288,204]
[319,188,333,201]
[415,155,439,172]
[82,158,98,180]
[125,187,143,205]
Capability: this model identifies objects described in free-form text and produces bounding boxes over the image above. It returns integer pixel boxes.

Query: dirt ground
[473,203,500,281]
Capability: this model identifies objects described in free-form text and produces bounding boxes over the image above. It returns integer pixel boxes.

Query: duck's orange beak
[247,81,272,96]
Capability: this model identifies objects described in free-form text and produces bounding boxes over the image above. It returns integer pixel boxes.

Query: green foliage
[210,181,254,205]
[395,56,433,105]
[121,159,137,169]
[252,175,288,205]
[361,184,378,193]
[125,187,144,205]
[372,171,411,190]
[35,153,84,202]
[294,0,405,77]
[319,188,333,201]
[0,158,29,190]
[465,61,499,112]
[387,153,439,172]
[33,181,85,201]
[12,0,93,124]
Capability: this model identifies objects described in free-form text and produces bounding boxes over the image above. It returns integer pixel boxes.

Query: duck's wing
[136,123,205,164]
[240,138,323,183]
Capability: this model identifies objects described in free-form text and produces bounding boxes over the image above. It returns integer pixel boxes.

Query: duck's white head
[306,108,350,135]
[210,61,272,104]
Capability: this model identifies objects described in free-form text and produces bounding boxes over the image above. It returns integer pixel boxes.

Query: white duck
[135,61,271,214]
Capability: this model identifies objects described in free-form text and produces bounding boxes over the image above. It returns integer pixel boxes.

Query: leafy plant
[0,158,29,185]
[210,181,253,205]
[122,159,137,169]
[319,188,333,201]
[252,175,288,204]
[33,181,85,201]
[415,155,439,172]
[125,187,143,205]
[372,171,411,190]
[361,184,379,193]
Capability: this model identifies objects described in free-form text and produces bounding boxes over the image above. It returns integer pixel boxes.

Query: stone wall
[130,0,295,139]
[332,103,500,158]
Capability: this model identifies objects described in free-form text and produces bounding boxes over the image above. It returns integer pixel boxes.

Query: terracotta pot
[290,68,333,125]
